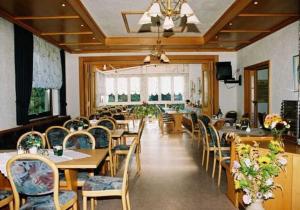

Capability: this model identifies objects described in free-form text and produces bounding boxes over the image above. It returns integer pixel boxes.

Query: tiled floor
[84,120,236,210]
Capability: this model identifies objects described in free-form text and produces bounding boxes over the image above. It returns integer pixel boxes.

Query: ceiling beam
[67,0,106,41]
[238,13,300,17]
[208,40,251,43]
[105,37,204,46]
[41,31,93,36]
[59,42,103,46]
[15,16,80,20]
[203,0,253,42]
[220,29,271,33]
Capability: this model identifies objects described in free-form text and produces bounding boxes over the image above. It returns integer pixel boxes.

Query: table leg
[64,169,80,208]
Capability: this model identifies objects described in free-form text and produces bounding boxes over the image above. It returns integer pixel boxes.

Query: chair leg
[122,195,128,210]
[217,161,222,187]
[83,196,87,210]
[136,151,141,175]
[9,201,13,210]
[126,191,131,210]
[73,201,78,210]
[113,156,117,176]
[191,131,194,145]
[91,198,95,210]
[212,156,216,178]
[206,150,210,172]
[202,148,205,166]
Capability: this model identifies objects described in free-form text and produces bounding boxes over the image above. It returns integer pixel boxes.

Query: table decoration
[232,135,287,210]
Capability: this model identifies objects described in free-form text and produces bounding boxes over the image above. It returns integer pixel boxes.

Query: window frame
[28,88,53,120]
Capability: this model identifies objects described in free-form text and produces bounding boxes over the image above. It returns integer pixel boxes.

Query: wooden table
[166,111,185,133]
[116,120,131,131]
[56,149,108,192]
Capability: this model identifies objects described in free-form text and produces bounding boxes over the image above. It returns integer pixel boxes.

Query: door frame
[244,60,271,126]
[79,55,219,117]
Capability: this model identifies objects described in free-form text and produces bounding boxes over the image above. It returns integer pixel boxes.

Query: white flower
[265,178,273,186]
[256,192,263,199]
[286,124,290,129]
[243,189,250,194]
[243,194,252,205]
[283,121,287,126]
[233,161,241,169]
[253,164,259,171]
[271,122,277,129]
[263,191,273,199]
[244,158,251,167]
[278,156,287,165]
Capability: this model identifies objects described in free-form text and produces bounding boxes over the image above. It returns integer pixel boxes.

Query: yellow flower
[237,144,251,154]
[269,140,284,153]
[264,114,282,128]
[234,180,240,189]
[258,156,271,166]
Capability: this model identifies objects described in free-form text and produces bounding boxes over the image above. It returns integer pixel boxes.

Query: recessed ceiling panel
[50,34,99,43]
[80,0,235,37]
[243,0,299,13]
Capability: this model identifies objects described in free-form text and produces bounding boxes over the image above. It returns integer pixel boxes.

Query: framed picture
[293,55,299,90]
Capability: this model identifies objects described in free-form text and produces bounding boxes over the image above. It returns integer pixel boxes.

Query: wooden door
[202,63,213,116]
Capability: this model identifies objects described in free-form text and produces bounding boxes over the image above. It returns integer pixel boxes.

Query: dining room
[0,0,299,210]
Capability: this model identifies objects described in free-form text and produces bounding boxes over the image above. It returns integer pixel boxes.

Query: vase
[274,135,285,148]
[246,199,265,210]
[29,146,38,154]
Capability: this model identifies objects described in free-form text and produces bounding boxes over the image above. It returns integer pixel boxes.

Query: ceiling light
[138,0,200,30]
[254,1,258,5]
[229,22,233,26]
[92,37,96,39]
[81,24,84,27]
[61,3,66,7]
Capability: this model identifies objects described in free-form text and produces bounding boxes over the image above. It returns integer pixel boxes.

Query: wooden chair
[62,131,96,186]
[45,126,70,149]
[63,119,81,131]
[213,119,225,130]
[0,190,13,210]
[87,126,114,176]
[82,141,137,210]
[17,131,46,149]
[224,111,237,126]
[75,116,91,128]
[199,120,215,172]
[208,124,231,187]
[89,113,102,120]
[190,112,200,145]
[6,154,77,210]
[97,118,116,131]
[113,119,144,175]
[99,111,113,117]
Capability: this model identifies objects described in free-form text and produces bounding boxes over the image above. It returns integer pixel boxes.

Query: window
[160,76,171,101]
[130,77,140,102]
[106,78,115,102]
[174,76,184,101]
[117,78,128,102]
[148,77,159,101]
[28,88,52,118]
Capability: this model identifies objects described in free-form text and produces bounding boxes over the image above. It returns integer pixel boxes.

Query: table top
[111,129,125,138]
[116,120,131,125]
[56,149,108,169]
[219,126,270,137]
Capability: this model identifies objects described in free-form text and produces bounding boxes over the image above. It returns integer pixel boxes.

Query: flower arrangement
[232,137,287,207]
[20,134,42,150]
[264,114,290,140]
[133,102,160,118]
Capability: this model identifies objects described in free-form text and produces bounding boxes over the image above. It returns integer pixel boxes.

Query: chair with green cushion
[97,118,116,131]
[17,131,46,149]
[62,131,96,186]
[87,126,114,176]
[6,154,77,210]
[45,126,70,149]
[208,124,231,187]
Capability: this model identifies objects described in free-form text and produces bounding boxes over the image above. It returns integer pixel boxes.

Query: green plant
[133,102,161,118]
[22,134,42,150]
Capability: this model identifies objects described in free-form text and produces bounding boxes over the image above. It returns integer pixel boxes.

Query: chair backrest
[75,116,90,128]
[190,112,198,128]
[87,126,112,149]
[225,111,237,120]
[63,131,96,149]
[17,131,46,149]
[208,124,229,157]
[240,118,250,129]
[45,126,70,149]
[6,154,60,209]
[100,111,112,117]
[97,118,116,131]
[199,114,211,127]
[122,140,137,195]
[89,113,101,120]
[137,119,145,146]
[198,120,209,147]
[116,108,123,113]
[63,119,81,130]
[113,114,125,120]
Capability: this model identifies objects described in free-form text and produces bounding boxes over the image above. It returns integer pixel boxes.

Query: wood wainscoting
[79,55,220,117]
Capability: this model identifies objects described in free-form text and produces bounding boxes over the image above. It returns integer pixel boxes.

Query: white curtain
[33,36,62,89]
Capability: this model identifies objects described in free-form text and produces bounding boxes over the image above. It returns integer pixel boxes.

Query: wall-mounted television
[216,62,233,80]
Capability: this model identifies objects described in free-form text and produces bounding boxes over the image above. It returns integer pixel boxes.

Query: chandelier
[138,0,200,30]
[144,22,170,64]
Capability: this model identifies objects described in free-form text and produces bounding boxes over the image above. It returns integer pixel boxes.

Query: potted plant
[232,136,287,210]
[24,134,42,154]
[133,102,160,120]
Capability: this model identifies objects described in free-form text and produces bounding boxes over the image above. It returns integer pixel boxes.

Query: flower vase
[29,146,38,154]
[274,135,284,148]
[246,199,265,210]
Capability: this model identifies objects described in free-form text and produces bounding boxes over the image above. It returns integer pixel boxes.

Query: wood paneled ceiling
[0,0,298,53]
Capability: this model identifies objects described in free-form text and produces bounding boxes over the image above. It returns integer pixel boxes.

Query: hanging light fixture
[138,0,200,30]
[144,22,170,64]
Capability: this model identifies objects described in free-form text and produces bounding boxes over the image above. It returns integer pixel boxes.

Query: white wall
[237,21,299,114]
[0,18,16,130]
[65,51,238,117]
[188,64,202,104]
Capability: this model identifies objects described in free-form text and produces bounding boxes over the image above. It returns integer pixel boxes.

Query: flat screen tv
[216,62,232,80]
